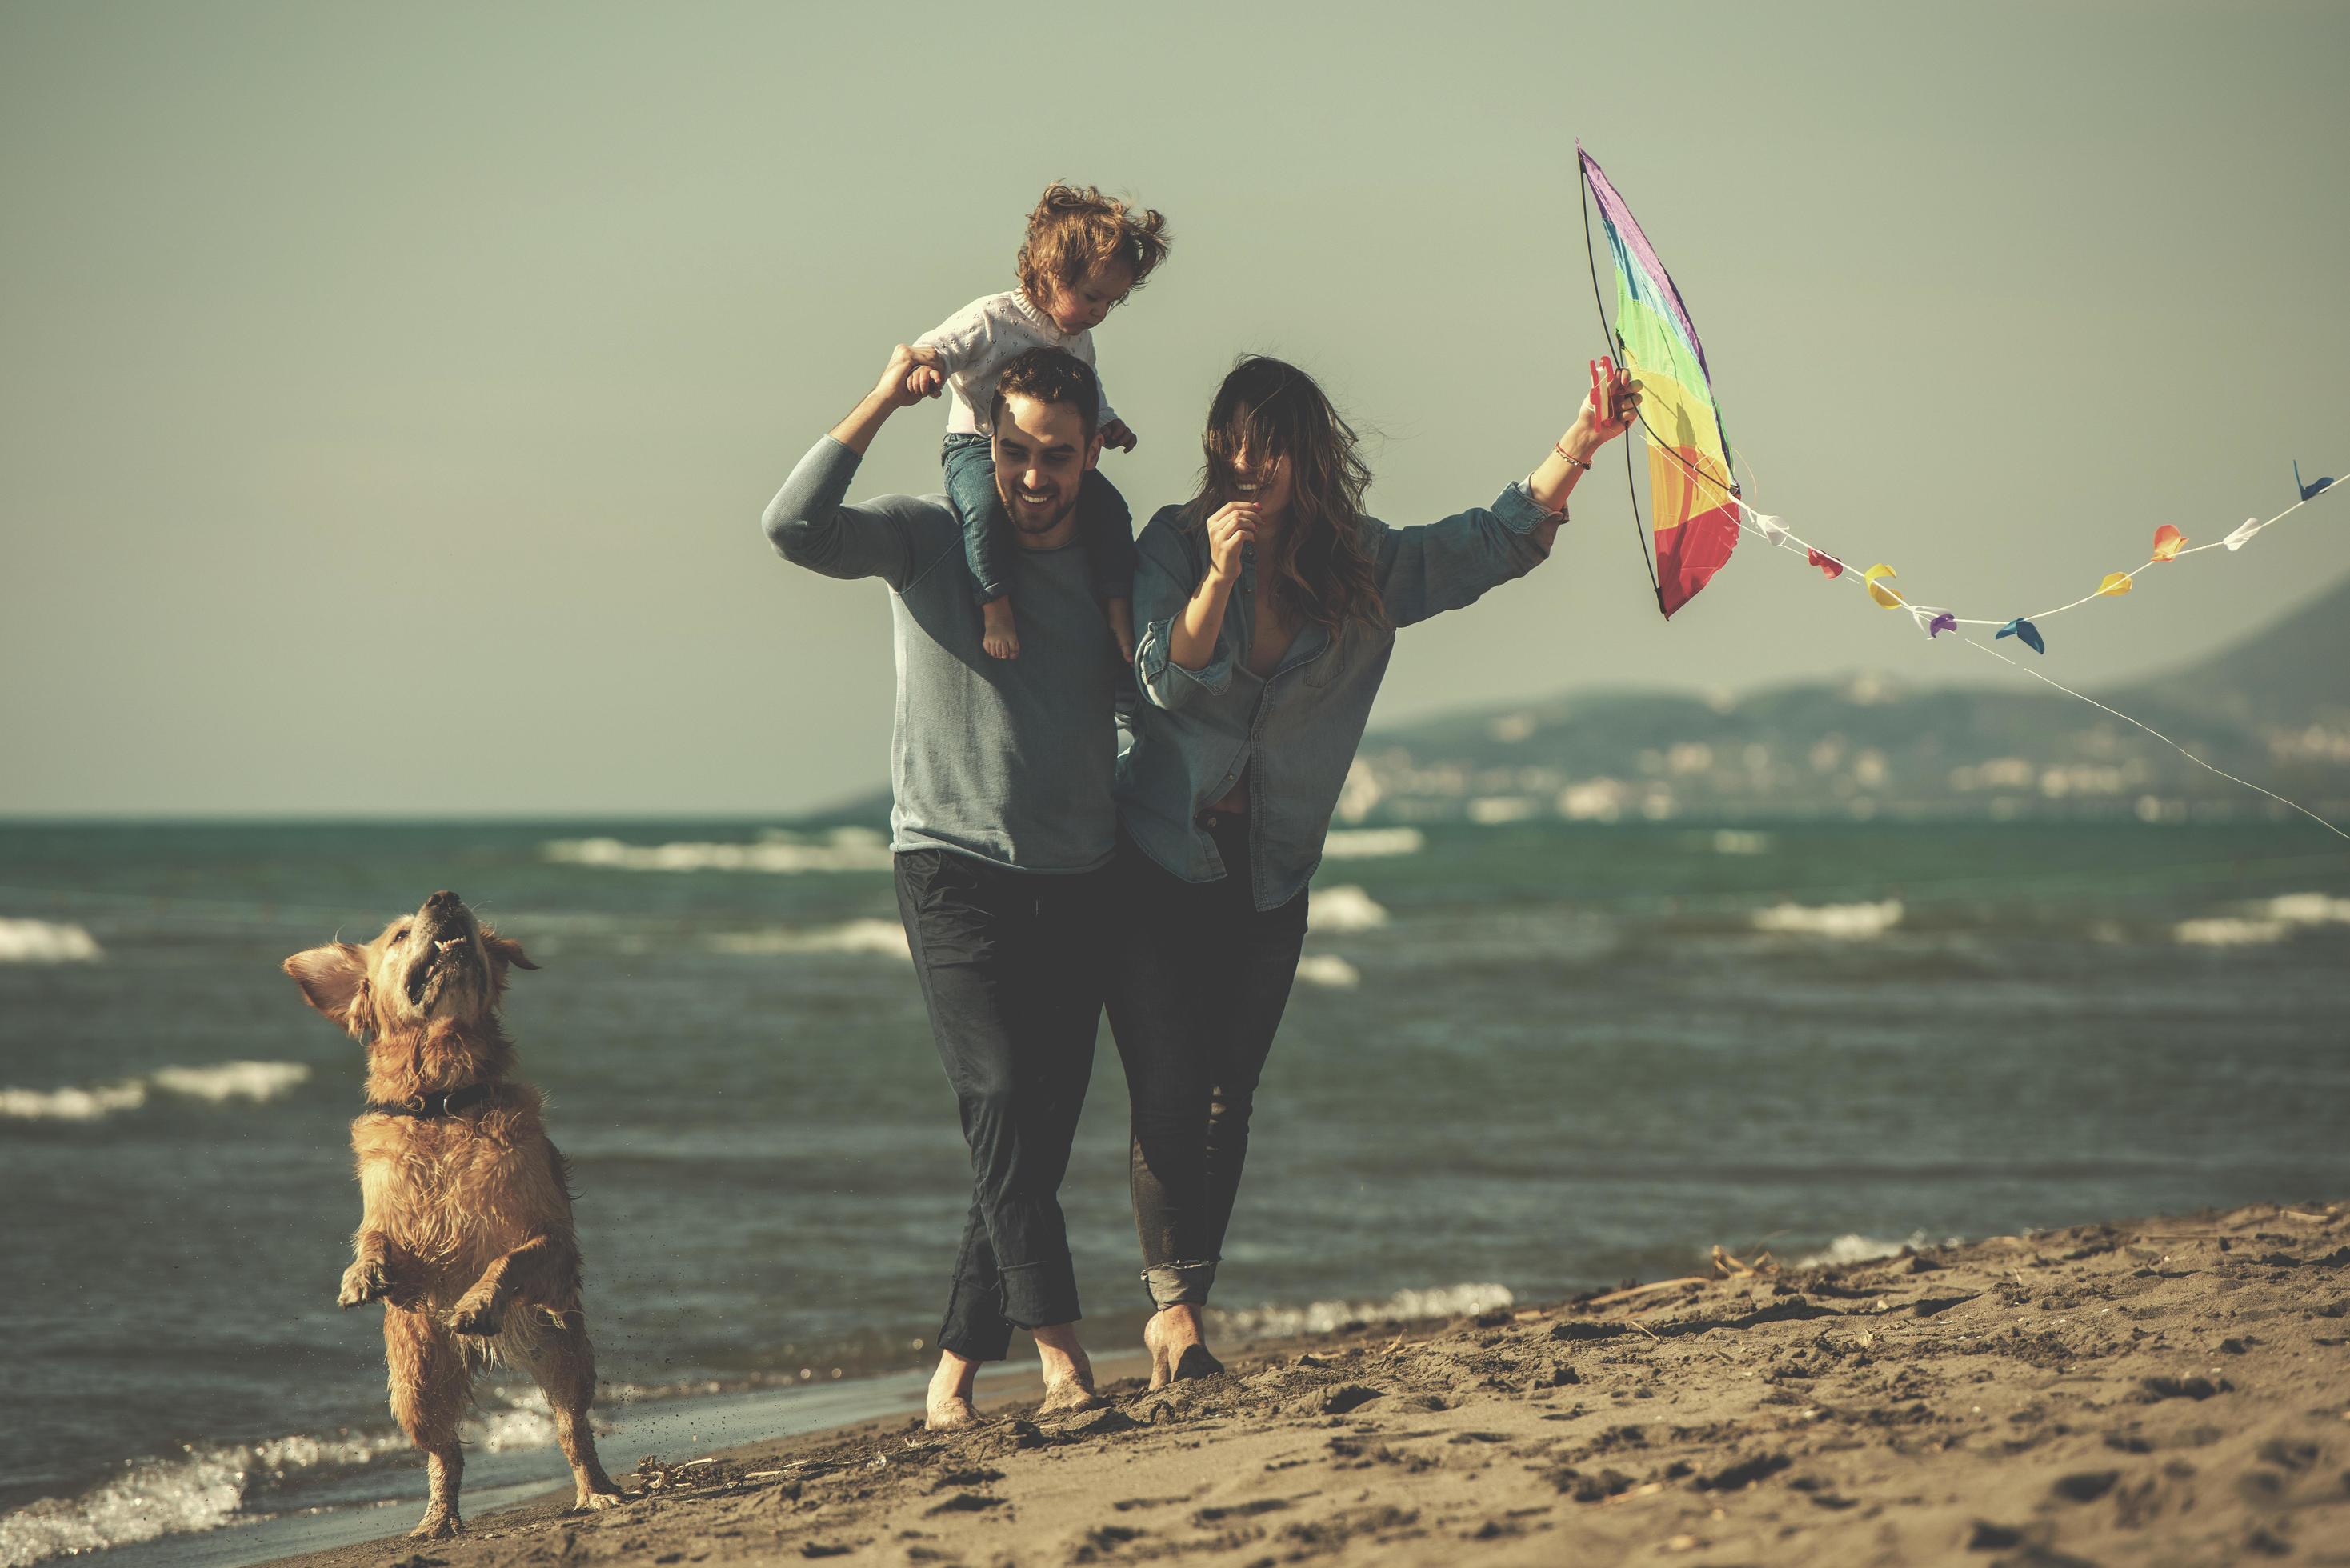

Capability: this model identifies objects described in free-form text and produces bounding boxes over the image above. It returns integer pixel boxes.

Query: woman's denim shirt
[1117,482,1561,910]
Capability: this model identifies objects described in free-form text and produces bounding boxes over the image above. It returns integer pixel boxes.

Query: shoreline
[251,1198,2349,1566]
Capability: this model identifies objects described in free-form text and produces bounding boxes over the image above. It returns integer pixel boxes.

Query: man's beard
[1001,488,1078,538]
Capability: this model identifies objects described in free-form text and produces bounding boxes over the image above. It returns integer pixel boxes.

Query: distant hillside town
[1339,574,2350,827]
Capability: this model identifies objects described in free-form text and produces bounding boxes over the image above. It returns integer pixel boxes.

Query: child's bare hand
[1100,418,1137,453]
[872,345,944,410]
[900,345,946,402]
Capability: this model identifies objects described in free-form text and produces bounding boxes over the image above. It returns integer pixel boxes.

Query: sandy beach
[258,1198,2350,1567]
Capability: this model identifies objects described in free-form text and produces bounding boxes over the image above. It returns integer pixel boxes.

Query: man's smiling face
[990,393,1100,548]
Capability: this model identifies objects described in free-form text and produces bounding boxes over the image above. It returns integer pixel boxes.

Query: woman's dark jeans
[1104,815,1307,1310]
[895,848,1109,1362]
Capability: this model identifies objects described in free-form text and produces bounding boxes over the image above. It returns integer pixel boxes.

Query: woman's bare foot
[925,1350,981,1430]
[1143,1306,1223,1390]
[1031,1322,1097,1413]
[982,596,1019,659]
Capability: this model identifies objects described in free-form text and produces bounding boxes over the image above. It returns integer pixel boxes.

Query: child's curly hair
[1015,183,1171,311]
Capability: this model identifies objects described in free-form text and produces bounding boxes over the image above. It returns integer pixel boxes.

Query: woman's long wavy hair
[1182,357,1387,640]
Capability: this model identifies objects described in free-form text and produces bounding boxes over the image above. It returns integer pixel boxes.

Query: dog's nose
[427,890,460,910]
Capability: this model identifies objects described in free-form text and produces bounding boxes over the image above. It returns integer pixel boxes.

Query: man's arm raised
[761,346,944,587]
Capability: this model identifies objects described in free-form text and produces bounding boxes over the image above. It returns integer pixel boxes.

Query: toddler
[906,183,1169,661]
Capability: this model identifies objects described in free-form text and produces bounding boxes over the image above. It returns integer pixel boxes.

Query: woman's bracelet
[1554,442,1592,471]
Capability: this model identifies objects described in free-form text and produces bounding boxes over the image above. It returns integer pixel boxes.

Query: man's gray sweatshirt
[760,437,1120,873]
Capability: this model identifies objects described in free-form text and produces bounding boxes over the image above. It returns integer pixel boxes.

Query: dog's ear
[283,943,370,1030]
[483,931,539,975]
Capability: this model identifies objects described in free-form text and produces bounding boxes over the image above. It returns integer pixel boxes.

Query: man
[761,345,1120,1429]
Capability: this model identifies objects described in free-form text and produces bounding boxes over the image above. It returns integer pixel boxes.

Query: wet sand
[266,1199,2350,1566]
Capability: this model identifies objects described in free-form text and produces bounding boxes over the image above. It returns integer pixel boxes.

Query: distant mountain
[1344,572,2350,826]
[2120,572,2350,729]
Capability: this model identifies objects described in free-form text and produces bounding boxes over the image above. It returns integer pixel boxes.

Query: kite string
[1667,446,2348,834]
[1611,400,2348,833]
[1954,634,2350,844]
[1643,412,2334,626]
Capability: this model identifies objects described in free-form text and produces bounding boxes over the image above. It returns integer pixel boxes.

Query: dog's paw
[574,1488,624,1513]
[408,1510,462,1539]
[443,1291,503,1338]
[337,1258,390,1310]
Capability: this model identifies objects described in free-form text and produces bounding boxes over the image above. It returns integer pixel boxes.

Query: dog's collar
[366,1083,496,1120]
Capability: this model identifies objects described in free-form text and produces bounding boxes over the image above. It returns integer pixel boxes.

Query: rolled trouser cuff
[1143,1259,1218,1310]
[999,1258,1082,1330]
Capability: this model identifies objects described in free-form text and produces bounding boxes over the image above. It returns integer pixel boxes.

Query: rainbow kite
[1578,144,1740,618]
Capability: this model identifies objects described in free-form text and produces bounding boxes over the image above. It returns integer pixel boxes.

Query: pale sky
[2,2,2344,817]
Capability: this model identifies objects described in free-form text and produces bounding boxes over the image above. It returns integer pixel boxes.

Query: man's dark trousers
[894,846,1109,1360]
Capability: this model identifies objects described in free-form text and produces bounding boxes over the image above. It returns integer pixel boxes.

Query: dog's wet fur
[284,890,623,1537]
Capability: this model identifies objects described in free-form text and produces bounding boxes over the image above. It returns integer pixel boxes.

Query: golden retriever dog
[283,890,623,1538]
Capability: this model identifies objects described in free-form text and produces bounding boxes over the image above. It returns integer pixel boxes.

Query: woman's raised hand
[1582,357,1642,446]
[1204,502,1259,583]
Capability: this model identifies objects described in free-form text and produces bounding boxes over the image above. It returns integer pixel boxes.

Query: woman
[1107,355,1639,1385]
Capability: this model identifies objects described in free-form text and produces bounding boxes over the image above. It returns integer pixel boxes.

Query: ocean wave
[1321,828,1424,859]
[542,827,893,875]
[0,919,102,964]
[0,1061,310,1123]
[1307,885,1388,933]
[1210,1282,1513,1342]
[710,919,910,959]
[0,1427,404,1567]
[1789,1231,1930,1269]
[0,1392,570,1566]
[1293,954,1361,990]
[1751,899,1903,940]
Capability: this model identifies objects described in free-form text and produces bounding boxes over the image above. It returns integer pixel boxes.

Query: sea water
[2,818,2346,1564]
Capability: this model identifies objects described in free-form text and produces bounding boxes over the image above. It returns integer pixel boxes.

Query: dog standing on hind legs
[284,890,625,1538]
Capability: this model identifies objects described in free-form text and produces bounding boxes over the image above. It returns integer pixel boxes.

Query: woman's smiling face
[1223,442,1295,521]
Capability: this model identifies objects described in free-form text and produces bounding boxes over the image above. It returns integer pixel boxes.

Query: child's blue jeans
[943,432,1137,606]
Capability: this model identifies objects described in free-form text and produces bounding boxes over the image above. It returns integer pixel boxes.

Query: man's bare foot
[1030,1321,1095,1412]
[926,1350,981,1431]
[1143,1306,1224,1390]
[982,596,1019,660]
[1105,598,1135,665]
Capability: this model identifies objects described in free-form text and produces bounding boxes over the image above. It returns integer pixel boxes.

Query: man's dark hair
[988,348,1099,443]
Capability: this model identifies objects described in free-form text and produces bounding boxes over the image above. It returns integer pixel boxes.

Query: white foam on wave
[1210,1282,1514,1342]
[0,1427,406,1567]
[2174,917,2288,947]
[0,1392,571,1566]
[543,827,893,875]
[1790,1231,1929,1270]
[2172,892,2350,948]
[148,1062,311,1103]
[2263,892,2350,926]
[1751,899,1903,940]
[710,919,911,960]
[1321,828,1424,859]
[0,919,102,964]
[1307,886,1388,933]
[0,1061,310,1123]
[1293,954,1361,990]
